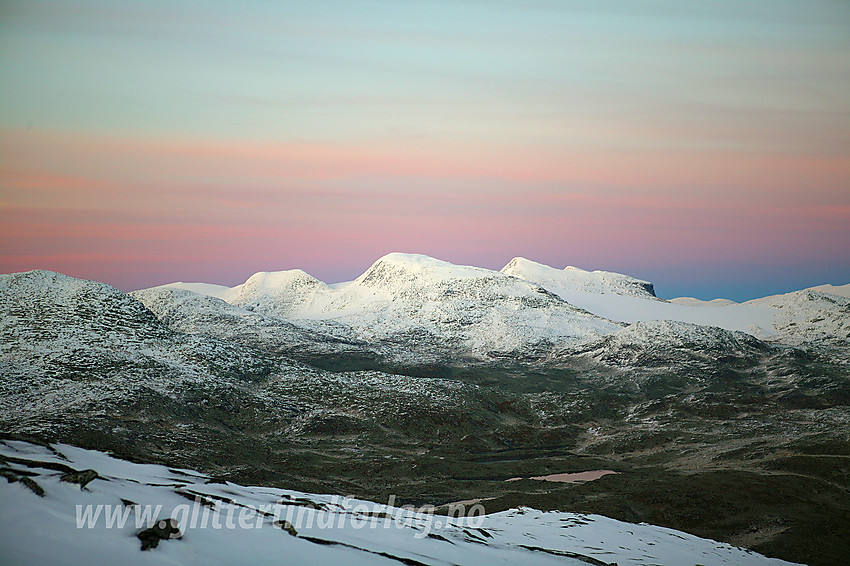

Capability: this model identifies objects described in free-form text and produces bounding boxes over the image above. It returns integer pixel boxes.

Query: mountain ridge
[133,253,849,354]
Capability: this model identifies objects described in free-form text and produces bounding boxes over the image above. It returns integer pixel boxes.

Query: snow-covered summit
[501,257,657,298]
[225,269,328,318]
[357,252,498,288]
[236,269,326,297]
[1,269,124,304]
[806,282,850,299]
[500,259,848,348]
[1,269,168,342]
[300,253,620,354]
[155,269,329,319]
[744,288,850,348]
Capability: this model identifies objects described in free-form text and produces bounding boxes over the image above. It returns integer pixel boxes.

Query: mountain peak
[223,269,327,317]
[242,269,325,291]
[356,253,496,287]
[0,269,121,298]
[502,258,656,298]
[366,252,480,272]
[501,257,559,277]
[501,257,555,275]
[1,268,85,286]
[807,283,850,299]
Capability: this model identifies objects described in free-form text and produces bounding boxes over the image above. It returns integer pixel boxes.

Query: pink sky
[1,1,849,300]
[2,128,848,299]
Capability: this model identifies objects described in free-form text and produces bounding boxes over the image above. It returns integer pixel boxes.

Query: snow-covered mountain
[4,254,846,372]
[501,257,658,299]
[144,253,849,357]
[498,256,849,349]
[806,283,850,299]
[147,254,624,359]
[743,288,850,349]
[129,286,367,357]
[564,320,769,367]
[0,439,799,566]
[0,269,297,426]
[226,269,331,318]
[1,269,170,344]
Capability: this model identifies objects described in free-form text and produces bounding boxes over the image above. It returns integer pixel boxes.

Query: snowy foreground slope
[0,440,798,566]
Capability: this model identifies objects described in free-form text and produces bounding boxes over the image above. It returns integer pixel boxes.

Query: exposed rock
[20,476,45,497]
[274,519,298,536]
[137,518,181,550]
[60,469,99,488]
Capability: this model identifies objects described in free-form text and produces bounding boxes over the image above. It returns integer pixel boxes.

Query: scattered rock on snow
[60,469,99,489]
[137,518,182,551]
[20,476,45,497]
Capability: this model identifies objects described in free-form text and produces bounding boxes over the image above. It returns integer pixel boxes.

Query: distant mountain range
[135,252,850,356]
